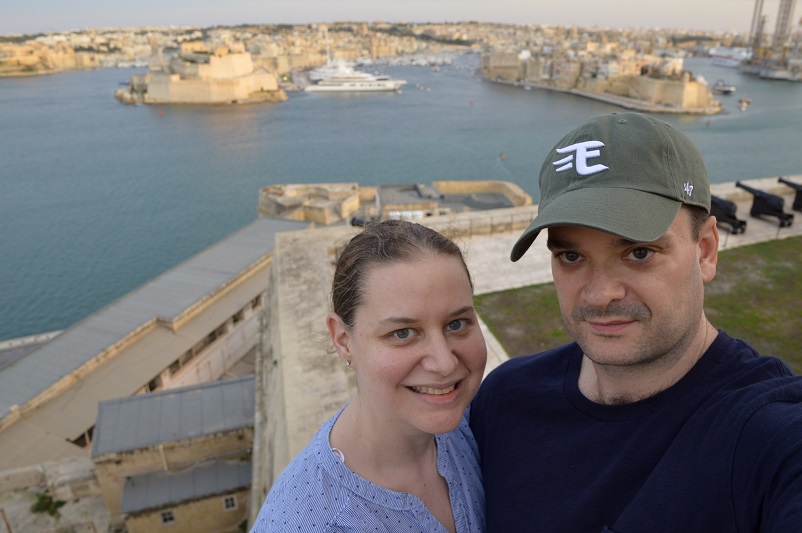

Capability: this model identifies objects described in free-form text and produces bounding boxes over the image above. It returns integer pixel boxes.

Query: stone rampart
[258,183,361,224]
[433,180,532,206]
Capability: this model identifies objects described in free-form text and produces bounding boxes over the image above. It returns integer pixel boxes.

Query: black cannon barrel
[710,195,747,234]
[735,181,794,228]
[778,176,802,212]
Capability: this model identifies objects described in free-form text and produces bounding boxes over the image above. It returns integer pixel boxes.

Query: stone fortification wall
[382,200,440,218]
[200,53,255,80]
[249,224,359,525]
[483,51,719,112]
[0,44,99,76]
[144,70,279,104]
[584,74,717,110]
[258,183,361,224]
[249,267,282,521]
[433,180,532,207]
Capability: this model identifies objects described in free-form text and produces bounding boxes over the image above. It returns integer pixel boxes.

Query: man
[470,112,802,532]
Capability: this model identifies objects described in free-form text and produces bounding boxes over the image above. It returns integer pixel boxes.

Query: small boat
[738,97,752,111]
[712,79,736,95]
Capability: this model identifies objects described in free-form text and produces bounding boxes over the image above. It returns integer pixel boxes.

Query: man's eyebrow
[546,237,575,250]
[547,235,659,251]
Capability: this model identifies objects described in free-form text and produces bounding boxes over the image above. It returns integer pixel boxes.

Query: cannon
[778,176,802,212]
[735,181,794,228]
[710,195,747,234]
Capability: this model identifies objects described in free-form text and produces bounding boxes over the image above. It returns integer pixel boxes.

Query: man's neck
[578,321,717,405]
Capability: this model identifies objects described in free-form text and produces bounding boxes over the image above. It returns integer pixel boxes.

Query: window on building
[168,359,181,376]
[223,495,237,511]
[147,375,163,393]
[251,295,262,310]
[70,426,95,448]
[160,510,176,525]
[179,349,195,366]
[232,309,245,325]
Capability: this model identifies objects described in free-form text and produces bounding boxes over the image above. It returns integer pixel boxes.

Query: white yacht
[305,63,405,92]
[709,47,751,68]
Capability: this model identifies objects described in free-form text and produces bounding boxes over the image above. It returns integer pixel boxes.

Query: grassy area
[475,235,802,374]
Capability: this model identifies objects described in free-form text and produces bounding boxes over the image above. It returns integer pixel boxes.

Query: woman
[251,219,487,532]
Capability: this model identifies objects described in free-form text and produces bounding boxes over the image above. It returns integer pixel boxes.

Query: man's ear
[327,312,351,361]
[698,216,719,283]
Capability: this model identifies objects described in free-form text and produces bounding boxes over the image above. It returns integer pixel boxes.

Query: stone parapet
[433,180,532,206]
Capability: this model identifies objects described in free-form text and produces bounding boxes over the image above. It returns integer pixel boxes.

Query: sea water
[1,54,800,340]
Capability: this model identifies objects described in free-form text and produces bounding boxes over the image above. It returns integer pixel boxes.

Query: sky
[2,0,788,36]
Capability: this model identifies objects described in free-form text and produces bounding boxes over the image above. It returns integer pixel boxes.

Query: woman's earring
[343,359,351,367]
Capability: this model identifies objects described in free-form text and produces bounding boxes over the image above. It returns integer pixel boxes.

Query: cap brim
[510,187,682,261]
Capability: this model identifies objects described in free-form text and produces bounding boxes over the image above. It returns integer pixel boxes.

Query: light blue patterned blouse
[250,408,485,532]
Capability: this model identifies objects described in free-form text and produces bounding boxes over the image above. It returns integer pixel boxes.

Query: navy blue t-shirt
[470,331,802,532]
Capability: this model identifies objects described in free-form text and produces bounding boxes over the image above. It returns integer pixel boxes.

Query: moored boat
[712,79,736,95]
[305,63,405,92]
[709,47,751,68]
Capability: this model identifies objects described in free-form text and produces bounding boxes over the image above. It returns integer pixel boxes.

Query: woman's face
[329,252,487,437]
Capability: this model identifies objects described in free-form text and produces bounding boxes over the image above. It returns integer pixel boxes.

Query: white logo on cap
[684,182,694,197]
[553,141,609,176]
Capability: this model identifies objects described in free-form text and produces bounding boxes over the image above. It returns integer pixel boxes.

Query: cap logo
[683,182,694,197]
[553,140,609,176]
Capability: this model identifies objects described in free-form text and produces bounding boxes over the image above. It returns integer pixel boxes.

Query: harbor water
[1,54,801,341]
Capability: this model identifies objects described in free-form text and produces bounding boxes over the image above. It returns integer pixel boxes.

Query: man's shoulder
[474,342,577,408]
[486,342,577,380]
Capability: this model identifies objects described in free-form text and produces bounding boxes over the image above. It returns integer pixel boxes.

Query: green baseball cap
[511,112,711,262]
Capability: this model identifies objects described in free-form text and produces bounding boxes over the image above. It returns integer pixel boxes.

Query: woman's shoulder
[251,413,350,532]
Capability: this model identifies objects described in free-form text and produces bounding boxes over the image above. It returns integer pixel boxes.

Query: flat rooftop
[378,183,514,213]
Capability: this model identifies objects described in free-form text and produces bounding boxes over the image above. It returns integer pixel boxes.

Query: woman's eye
[628,248,654,261]
[447,319,467,332]
[393,329,411,340]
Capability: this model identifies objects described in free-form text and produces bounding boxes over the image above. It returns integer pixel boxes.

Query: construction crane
[749,0,765,55]
[772,0,798,58]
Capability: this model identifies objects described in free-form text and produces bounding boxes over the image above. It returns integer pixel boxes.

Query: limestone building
[117,42,286,104]
[92,377,255,531]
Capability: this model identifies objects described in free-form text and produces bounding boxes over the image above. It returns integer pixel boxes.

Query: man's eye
[628,248,654,261]
[558,251,582,264]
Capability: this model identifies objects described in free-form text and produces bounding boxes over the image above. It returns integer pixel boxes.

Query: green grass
[475,235,802,374]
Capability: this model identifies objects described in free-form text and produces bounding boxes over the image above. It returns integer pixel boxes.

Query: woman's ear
[327,312,351,361]
[698,216,719,284]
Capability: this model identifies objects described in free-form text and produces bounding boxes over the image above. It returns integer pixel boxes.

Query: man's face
[546,209,718,370]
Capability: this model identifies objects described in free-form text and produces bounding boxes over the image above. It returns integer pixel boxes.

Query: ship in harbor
[708,46,751,68]
[305,63,406,92]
